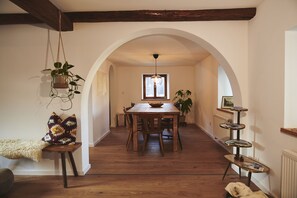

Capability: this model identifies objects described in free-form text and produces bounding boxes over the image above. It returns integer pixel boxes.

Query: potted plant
[173,89,193,125]
[48,61,85,111]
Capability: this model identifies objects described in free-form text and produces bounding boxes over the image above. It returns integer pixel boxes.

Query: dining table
[126,102,180,152]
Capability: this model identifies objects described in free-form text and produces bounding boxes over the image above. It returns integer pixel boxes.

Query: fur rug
[225,182,268,198]
[0,139,49,162]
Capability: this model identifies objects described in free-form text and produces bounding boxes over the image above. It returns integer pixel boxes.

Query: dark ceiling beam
[0,13,41,24]
[0,8,256,31]
[67,8,256,22]
[9,0,73,31]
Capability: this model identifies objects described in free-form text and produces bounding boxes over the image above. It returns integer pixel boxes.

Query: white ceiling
[0,0,263,67]
[108,35,211,67]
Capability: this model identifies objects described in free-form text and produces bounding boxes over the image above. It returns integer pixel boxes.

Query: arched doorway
[80,28,242,172]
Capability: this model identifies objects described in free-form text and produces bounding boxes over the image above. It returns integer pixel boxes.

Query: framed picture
[221,96,234,109]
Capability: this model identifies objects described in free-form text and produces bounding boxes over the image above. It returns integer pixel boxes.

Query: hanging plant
[48,61,85,111]
[51,61,84,89]
[46,11,85,111]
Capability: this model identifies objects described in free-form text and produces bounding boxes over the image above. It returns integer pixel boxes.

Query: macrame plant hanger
[42,29,54,72]
[56,10,67,65]
[48,11,73,111]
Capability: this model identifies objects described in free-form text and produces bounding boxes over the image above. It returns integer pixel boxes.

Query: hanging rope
[43,29,55,71]
[56,10,67,63]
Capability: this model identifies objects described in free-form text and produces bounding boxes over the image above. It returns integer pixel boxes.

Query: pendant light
[151,53,161,85]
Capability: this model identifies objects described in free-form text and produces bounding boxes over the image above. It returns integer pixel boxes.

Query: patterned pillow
[59,114,77,145]
[47,112,62,129]
[42,112,77,145]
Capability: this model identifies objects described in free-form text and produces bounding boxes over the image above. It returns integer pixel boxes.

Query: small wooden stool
[42,142,81,188]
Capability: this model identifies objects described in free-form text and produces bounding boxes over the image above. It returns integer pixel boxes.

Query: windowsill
[141,99,171,101]
[216,108,233,114]
[281,128,297,137]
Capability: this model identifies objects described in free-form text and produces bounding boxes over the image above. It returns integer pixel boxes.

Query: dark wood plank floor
[4,125,260,198]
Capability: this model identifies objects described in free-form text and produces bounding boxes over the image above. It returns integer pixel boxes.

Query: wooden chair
[140,114,165,156]
[123,106,143,150]
[161,117,183,150]
[123,107,133,150]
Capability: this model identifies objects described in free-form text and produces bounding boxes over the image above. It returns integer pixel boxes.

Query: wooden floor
[5,125,261,198]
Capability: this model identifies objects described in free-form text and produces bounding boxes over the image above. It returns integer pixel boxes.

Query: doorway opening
[80,28,242,173]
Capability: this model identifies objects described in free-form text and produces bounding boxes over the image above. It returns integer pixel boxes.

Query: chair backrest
[140,114,163,134]
[123,107,133,128]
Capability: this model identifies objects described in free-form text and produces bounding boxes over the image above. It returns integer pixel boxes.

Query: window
[284,27,297,127]
[218,65,233,108]
[143,74,168,100]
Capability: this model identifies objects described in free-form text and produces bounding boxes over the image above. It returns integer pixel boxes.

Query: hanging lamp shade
[151,53,161,84]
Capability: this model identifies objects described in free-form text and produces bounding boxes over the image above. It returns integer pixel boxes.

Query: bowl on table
[148,102,163,108]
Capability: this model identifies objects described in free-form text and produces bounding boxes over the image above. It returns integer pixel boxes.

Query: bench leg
[61,153,67,188]
[247,172,252,186]
[68,151,78,176]
[222,162,231,180]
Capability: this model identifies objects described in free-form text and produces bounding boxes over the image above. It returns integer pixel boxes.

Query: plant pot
[179,115,186,122]
[53,75,68,89]
[179,115,187,126]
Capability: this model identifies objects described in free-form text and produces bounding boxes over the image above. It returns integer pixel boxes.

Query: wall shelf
[281,128,297,137]
[220,106,249,160]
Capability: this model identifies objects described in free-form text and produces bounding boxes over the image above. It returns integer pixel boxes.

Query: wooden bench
[42,142,82,188]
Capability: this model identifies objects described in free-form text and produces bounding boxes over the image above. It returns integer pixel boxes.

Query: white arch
[80,27,242,171]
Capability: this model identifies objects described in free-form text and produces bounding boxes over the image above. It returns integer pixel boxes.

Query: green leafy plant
[48,61,85,111]
[173,89,193,116]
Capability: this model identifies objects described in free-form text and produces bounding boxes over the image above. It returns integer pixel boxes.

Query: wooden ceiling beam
[0,8,256,31]
[9,0,73,31]
[0,13,41,25]
[67,8,256,22]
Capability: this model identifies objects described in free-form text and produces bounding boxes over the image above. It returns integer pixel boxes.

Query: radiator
[213,114,232,140]
[281,149,297,198]
[213,114,232,152]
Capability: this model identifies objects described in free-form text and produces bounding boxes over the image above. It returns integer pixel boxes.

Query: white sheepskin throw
[225,182,268,198]
[0,139,49,162]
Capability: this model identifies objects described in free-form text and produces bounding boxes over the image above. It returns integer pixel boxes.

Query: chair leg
[178,131,183,150]
[142,134,149,154]
[159,134,165,157]
[126,129,133,150]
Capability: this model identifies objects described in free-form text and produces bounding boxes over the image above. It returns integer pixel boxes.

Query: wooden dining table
[127,102,180,152]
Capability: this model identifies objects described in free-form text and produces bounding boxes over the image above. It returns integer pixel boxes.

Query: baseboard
[81,163,91,175]
[251,177,276,197]
[13,170,59,175]
[13,170,75,176]
[197,123,233,153]
[89,130,111,147]
[197,125,215,139]
[13,164,91,176]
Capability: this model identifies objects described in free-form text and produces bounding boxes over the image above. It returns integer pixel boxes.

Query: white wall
[248,0,297,196]
[0,21,249,178]
[90,60,111,146]
[0,26,85,175]
[195,55,218,136]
